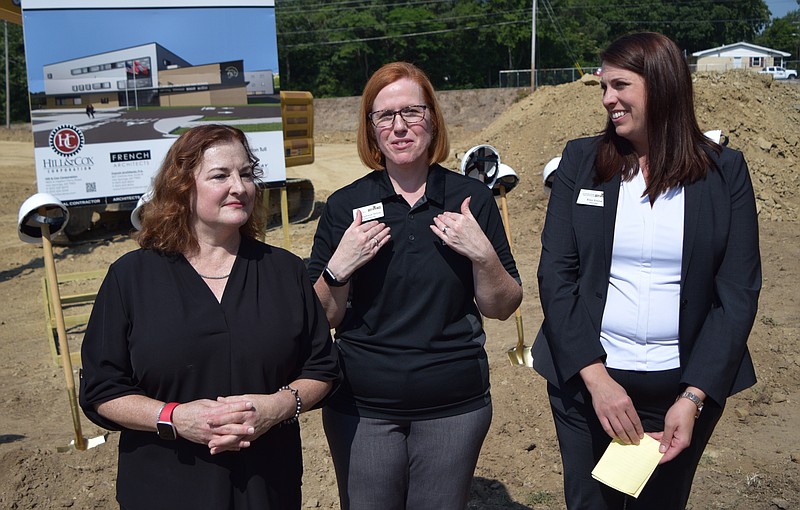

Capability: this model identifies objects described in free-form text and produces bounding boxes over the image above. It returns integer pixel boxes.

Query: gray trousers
[322,403,493,510]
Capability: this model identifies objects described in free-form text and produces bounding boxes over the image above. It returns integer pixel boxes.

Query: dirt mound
[313,87,529,146]
[456,71,800,224]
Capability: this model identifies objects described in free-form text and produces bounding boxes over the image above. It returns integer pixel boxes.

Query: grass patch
[132,103,277,111]
[171,122,282,136]
[526,490,554,505]
[760,315,778,326]
[199,116,245,121]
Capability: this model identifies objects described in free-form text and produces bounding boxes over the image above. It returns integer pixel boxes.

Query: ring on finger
[442,226,449,235]
[373,237,378,248]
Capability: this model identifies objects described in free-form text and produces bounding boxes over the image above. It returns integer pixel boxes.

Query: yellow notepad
[591,434,664,498]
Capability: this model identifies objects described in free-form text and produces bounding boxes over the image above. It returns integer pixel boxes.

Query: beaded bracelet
[279,385,302,425]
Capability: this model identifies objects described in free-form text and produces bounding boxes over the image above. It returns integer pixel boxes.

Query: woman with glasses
[308,61,522,510]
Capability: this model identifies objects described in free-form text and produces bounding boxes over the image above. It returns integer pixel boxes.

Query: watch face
[323,267,347,286]
[157,421,177,440]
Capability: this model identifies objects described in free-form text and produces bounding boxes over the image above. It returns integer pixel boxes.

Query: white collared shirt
[600,171,684,371]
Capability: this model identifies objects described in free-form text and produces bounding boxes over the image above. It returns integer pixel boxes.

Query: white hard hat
[18,192,70,244]
[493,163,519,195]
[704,130,722,144]
[460,144,500,189]
[130,189,154,231]
[543,156,561,189]
[703,129,728,146]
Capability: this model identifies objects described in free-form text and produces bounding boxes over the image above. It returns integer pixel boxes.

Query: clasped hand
[174,394,289,455]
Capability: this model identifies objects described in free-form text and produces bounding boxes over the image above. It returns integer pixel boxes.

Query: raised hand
[326,210,391,281]
[430,197,493,262]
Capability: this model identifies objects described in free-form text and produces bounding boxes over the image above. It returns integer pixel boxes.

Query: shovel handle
[40,208,86,451]
[499,186,530,367]
[499,187,524,347]
[499,187,514,253]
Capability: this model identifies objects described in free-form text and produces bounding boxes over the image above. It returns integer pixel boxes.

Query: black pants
[547,368,724,510]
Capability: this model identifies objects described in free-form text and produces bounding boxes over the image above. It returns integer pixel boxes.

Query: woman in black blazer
[533,32,761,510]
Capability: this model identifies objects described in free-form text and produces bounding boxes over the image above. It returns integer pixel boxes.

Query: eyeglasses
[368,104,428,128]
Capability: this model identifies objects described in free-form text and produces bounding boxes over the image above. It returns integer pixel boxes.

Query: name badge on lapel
[353,202,385,221]
[577,189,604,207]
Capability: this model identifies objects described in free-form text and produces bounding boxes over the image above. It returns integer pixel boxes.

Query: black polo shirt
[308,164,520,420]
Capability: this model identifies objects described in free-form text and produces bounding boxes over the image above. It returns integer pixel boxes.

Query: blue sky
[766,0,798,18]
[23,6,279,92]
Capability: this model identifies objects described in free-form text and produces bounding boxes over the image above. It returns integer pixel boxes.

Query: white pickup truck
[758,66,798,80]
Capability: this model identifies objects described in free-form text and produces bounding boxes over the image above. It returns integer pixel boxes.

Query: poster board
[21,0,285,208]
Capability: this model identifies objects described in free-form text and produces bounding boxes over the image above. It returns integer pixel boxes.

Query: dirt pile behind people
[457,71,799,226]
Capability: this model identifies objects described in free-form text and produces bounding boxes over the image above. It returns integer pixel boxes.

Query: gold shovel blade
[507,344,533,368]
[56,433,109,452]
[506,312,532,367]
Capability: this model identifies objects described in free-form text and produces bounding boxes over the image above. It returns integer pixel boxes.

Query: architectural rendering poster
[22,0,284,207]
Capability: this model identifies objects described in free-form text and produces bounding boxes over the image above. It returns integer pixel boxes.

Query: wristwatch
[322,266,349,287]
[156,402,180,440]
[677,391,704,419]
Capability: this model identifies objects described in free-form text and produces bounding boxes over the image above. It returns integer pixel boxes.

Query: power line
[275,0,770,16]
[285,20,528,49]
[540,0,580,66]
[276,0,454,15]
[279,8,528,36]
[284,18,771,49]
[277,0,771,48]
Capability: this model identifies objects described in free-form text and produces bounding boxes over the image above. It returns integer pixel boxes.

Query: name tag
[577,189,604,207]
[353,202,385,221]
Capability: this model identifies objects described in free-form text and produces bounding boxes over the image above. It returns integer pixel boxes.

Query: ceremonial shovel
[18,194,107,451]
[459,146,532,367]
[39,211,107,452]
[497,186,533,368]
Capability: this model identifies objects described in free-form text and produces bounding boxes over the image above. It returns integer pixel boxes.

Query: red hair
[357,62,450,170]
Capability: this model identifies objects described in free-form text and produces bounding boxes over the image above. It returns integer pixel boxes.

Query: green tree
[0,21,29,124]
[275,0,777,96]
[757,10,800,58]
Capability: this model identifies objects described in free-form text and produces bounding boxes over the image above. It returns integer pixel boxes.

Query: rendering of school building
[41,42,256,109]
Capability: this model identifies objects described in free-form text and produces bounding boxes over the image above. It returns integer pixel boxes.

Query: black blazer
[533,136,761,406]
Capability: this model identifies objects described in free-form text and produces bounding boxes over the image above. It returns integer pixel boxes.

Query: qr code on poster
[85,182,97,193]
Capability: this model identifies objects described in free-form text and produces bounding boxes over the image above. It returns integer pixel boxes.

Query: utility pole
[4,20,9,128]
[530,0,537,92]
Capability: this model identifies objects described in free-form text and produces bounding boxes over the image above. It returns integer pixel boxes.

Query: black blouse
[308,165,519,420]
[79,236,338,509]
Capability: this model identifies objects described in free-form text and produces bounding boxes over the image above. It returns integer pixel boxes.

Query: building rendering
[42,43,249,108]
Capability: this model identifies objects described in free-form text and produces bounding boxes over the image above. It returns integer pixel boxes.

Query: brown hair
[135,124,264,255]
[596,32,719,201]
[357,62,450,170]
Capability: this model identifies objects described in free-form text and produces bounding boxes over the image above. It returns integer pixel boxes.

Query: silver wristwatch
[677,391,704,419]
